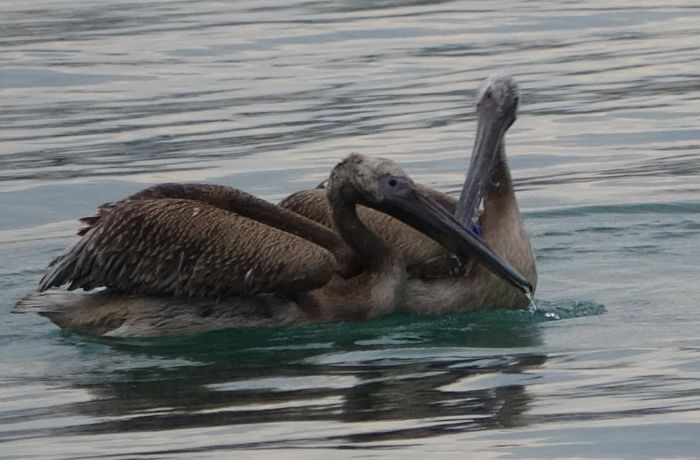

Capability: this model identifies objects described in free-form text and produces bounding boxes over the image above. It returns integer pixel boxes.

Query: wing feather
[76,183,358,278]
[40,198,335,298]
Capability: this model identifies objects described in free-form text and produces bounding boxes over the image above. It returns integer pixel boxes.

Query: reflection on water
[57,352,543,444]
[4,313,547,451]
[2,0,700,458]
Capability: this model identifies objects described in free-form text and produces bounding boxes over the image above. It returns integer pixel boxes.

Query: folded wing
[41,198,335,298]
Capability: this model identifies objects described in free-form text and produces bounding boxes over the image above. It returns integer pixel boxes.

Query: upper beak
[376,182,533,295]
[455,108,510,224]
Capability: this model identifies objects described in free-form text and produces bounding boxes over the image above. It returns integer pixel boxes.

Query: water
[2,0,700,458]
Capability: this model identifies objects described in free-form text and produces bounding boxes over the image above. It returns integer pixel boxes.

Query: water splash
[526,291,561,319]
[523,293,606,322]
[532,299,606,322]
[530,294,562,321]
[526,291,538,312]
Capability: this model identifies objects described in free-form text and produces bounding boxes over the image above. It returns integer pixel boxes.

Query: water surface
[2,1,700,458]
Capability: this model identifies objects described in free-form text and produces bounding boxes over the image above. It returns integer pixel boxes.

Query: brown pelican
[16,153,531,336]
[280,74,536,313]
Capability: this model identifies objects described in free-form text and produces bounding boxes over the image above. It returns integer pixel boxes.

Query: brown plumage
[40,183,364,298]
[45,198,335,298]
[280,185,460,278]
[20,153,529,336]
[280,75,537,312]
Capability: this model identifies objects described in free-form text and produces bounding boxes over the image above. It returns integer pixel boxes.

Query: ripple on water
[2,0,700,458]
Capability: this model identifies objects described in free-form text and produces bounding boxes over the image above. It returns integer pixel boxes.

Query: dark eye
[485,90,493,99]
[388,178,397,187]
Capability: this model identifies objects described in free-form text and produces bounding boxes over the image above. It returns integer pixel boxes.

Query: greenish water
[2,1,700,458]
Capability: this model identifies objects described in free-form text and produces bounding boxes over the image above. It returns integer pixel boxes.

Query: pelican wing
[77,183,358,276]
[279,189,335,228]
[41,198,335,298]
[79,183,279,236]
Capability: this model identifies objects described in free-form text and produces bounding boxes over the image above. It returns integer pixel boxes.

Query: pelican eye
[485,90,493,99]
[388,178,398,187]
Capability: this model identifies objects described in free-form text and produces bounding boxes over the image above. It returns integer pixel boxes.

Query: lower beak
[381,186,533,295]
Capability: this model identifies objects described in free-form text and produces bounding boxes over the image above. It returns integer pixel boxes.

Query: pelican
[279,74,536,313]
[16,153,531,336]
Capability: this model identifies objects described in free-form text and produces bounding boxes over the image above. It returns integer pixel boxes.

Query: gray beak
[371,179,533,295]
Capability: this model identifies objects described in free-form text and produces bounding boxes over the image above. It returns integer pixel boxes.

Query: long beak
[376,183,533,295]
[455,108,511,225]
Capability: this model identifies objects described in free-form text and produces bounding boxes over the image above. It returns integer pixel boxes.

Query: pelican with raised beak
[280,74,536,313]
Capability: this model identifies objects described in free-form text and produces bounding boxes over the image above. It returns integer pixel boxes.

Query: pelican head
[329,153,533,294]
[473,73,519,165]
[477,73,519,128]
[327,153,407,203]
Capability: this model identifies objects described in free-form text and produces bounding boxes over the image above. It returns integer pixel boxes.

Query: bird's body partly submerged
[281,75,536,313]
[17,154,531,336]
[16,290,308,337]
